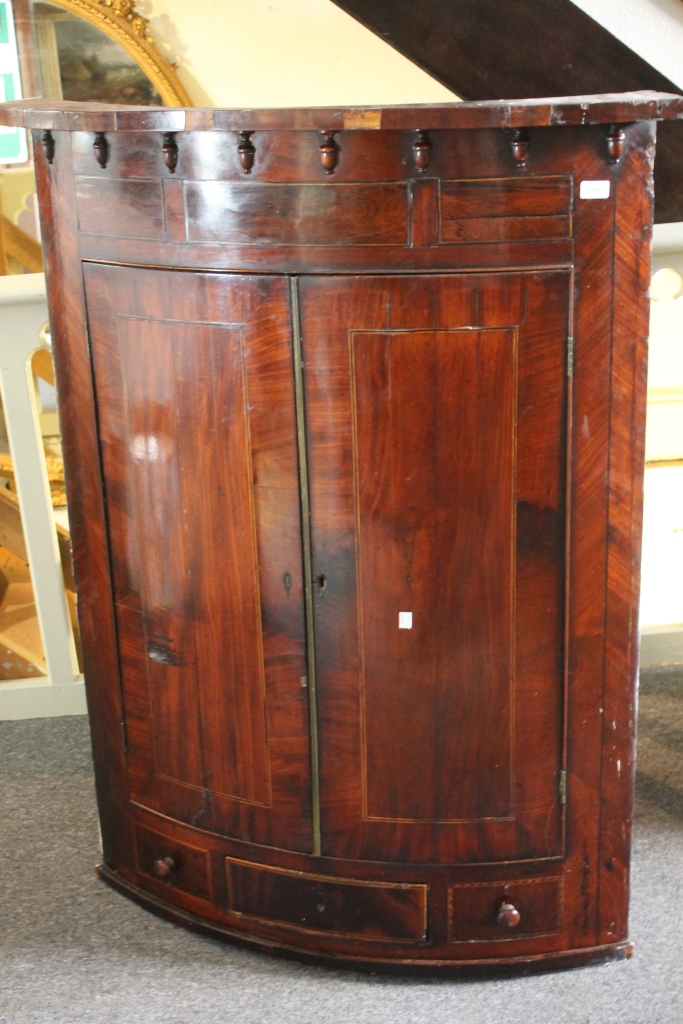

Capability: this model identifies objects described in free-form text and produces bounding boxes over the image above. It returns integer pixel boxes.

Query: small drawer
[448,877,561,943]
[439,176,572,244]
[226,858,427,942]
[185,181,410,247]
[76,177,165,240]
[135,824,212,902]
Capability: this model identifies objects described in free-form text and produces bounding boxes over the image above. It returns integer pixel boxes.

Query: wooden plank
[597,119,656,946]
[32,347,55,386]
[561,127,616,950]
[0,216,42,272]
[78,233,575,274]
[327,0,683,222]
[329,0,678,101]
[0,545,46,678]
[441,215,571,243]
[1,93,683,132]
[0,487,28,563]
[440,177,571,219]
[33,125,132,869]
[0,632,46,679]
[0,486,75,591]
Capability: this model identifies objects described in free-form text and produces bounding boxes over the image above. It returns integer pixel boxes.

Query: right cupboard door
[300,272,570,864]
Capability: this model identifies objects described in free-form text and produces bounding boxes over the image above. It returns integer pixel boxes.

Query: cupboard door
[301,272,570,864]
[84,265,312,852]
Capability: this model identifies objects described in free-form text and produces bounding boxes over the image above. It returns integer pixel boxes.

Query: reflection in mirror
[30,1,162,104]
[1,0,190,275]
[12,0,191,107]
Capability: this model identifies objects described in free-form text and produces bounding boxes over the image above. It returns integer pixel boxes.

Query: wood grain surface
[18,97,660,968]
[0,92,681,131]
[84,264,312,852]
[324,0,683,221]
[301,272,568,865]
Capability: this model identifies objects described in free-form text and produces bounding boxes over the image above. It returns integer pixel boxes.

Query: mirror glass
[1,0,172,276]
[29,0,162,104]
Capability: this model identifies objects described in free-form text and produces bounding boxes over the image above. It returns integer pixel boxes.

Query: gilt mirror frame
[36,0,192,106]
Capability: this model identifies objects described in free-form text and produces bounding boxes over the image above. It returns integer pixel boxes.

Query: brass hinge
[567,337,574,378]
[559,769,567,805]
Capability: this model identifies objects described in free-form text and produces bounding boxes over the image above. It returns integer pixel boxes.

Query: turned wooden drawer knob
[496,902,521,928]
[153,855,177,881]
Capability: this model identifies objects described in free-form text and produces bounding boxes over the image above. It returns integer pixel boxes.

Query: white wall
[571,0,683,90]
[144,0,458,108]
[144,0,683,109]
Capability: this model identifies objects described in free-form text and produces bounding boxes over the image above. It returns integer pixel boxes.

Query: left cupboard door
[83,264,312,852]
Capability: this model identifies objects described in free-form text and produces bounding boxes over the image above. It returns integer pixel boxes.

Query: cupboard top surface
[1,91,683,132]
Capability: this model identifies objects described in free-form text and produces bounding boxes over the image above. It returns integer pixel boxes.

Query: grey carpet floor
[1,666,682,1024]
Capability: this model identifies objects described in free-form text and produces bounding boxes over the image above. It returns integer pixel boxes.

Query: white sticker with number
[398,612,413,629]
[579,180,610,200]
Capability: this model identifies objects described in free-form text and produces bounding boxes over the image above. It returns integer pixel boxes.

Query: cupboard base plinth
[97,864,633,976]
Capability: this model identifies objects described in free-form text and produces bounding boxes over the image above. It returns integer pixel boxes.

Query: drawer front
[76,177,165,240]
[185,181,410,246]
[135,824,212,902]
[448,878,562,943]
[226,858,427,942]
[439,176,572,243]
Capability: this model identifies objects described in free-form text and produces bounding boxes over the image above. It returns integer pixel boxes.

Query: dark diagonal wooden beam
[331,0,683,222]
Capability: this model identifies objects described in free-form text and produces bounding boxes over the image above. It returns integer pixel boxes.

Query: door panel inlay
[84,265,312,851]
[114,314,271,805]
[351,328,516,822]
[301,271,569,864]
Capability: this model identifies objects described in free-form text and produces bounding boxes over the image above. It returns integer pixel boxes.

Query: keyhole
[316,574,328,591]
[282,571,292,596]
[310,889,328,914]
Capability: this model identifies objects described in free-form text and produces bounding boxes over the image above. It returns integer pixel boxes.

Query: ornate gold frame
[43,0,192,106]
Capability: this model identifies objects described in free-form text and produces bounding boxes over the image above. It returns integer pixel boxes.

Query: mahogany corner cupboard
[5,92,683,974]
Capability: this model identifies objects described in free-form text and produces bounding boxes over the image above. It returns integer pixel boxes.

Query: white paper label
[398,611,413,629]
[579,180,610,200]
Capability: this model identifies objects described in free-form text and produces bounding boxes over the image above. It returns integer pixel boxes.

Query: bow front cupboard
[4,93,682,973]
